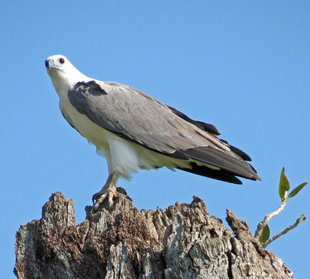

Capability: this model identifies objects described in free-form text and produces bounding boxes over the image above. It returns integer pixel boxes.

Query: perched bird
[45,54,261,206]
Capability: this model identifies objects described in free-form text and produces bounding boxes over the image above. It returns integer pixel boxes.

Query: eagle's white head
[45,54,91,97]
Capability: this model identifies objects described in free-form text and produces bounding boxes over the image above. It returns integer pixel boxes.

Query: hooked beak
[45,59,50,70]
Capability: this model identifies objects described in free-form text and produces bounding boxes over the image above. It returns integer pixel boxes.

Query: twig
[262,214,307,248]
[254,199,287,240]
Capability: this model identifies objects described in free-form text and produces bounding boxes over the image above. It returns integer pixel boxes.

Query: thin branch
[254,199,287,240]
[262,214,307,248]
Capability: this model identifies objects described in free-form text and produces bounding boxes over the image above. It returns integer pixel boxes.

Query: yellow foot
[91,173,132,212]
[92,186,131,212]
[92,186,118,206]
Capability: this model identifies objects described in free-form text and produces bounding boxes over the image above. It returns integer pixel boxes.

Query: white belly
[60,98,190,179]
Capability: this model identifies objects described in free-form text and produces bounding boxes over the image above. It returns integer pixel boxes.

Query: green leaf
[279,167,290,201]
[287,182,308,200]
[259,224,270,245]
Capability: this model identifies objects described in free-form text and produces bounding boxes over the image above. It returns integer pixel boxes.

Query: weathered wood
[15,192,294,279]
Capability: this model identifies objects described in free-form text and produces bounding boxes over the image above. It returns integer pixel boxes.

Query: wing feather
[68,81,227,153]
[68,80,261,182]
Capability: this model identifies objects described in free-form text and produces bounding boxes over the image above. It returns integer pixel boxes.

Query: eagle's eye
[59,58,65,64]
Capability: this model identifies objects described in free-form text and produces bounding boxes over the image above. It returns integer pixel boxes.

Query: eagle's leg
[92,172,120,207]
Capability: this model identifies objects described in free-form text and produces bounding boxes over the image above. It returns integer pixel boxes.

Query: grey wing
[68,80,261,183]
[68,80,219,154]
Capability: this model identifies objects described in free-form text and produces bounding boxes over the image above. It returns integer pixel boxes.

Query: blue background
[1,1,309,278]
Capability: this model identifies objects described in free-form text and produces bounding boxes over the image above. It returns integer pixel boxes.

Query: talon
[92,192,101,204]
[91,172,121,211]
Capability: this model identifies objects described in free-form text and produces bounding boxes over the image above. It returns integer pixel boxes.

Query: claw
[93,187,118,209]
[91,172,121,212]
[92,192,101,204]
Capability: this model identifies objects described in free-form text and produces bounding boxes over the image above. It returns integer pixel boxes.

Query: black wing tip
[248,164,262,181]
[179,146,261,183]
[178,162,262,185]
[227,144,252,161]
[178,163,243,185]
[166,105,256,164]
[247,173,262,182]
[167,105,220,136]
[218,139,252,162]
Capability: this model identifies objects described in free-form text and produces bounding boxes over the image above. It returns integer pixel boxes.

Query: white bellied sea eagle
[45,54,261,206]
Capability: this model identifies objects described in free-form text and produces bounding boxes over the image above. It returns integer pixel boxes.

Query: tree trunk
[15,192,294,279]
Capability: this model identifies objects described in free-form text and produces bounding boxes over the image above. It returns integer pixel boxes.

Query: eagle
[45,54,261,206]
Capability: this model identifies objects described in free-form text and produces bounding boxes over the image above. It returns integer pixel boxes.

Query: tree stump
[14,192,294,279]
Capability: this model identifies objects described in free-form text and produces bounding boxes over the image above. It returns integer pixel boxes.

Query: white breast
[60,93,191,179]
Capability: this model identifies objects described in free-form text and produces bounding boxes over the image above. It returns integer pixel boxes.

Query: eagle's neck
[49,69,92,100]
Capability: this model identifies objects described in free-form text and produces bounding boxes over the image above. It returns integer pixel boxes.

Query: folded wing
[68,80,261,184]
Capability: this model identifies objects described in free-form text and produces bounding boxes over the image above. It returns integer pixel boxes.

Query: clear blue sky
[1,1,309,278]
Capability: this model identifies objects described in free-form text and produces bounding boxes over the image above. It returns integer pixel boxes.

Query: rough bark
[15,192,294,279]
